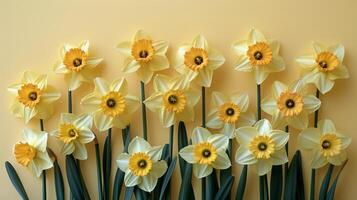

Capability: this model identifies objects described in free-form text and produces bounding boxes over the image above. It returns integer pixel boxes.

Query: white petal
[339,134,351,149]
[255,159,272,176]
[208,134,228,151]
[41,87,61,104]
[139,174,158,192]
[86,58,103,68]
[221,123,235,139]
[212,150,231,169]
[303,95,321,113]
[116,41,132,56]
[193,164,212,178]
[247,28,266,45]
[192,127,211,144]
[160,109,175,127]
[318,119,336,134]
[179,145,196,164]
[153,40,169,55]
[61,143,75,155]
[94,78,109,95]
[311,150,327,169]
[232,40,248,55]
[124,95,140,115]
[110,78,127,94]
[286,112,308,130]
[144,93,163,112]
[150,160,167,178]
[80,93,101,113]
[269,40,280,55]
[176,105,194,122]
[298,128,321,150]
[254,119,272,135]
[65,72,84,91]
[234,55,252,72]
[94,111,113,132]
[197,67,213,87]
[23,107,37,124]
[148,55,169,71]
[128,136,151,154]
[261,96,278,115]
[254,67,269,85]
[185,89,201,106]
[73,141,88,160]
[328,64,349,80]
[231,93,249,112]
[137,65,154,84]
[207,49,225,70]
[312,42,326,54]
[271,81,287,99]
[271,111,287,129]
[112,115,130,129]
[78,128,95,144]
[206,115,223,129]
[74,114,93,128]
[122,58,141,73]
[317,72,335,94]
[124,171,140,187]
[192,35,208,49]
[31,151,53,177]
[271,130,289,149]
[296,55,316,69]
[264,56,285,73]
[147,145,164,161]
[270,149,288,165]
[133,29,150,41]
[54,62,70,74]
[211,91,227,106]
[153,74,171,93]
[328,44,344,61]
[80,40,89,53]
[235,127,258,148]
[116,153,130,172]
[328,151,347,166]
[235,147,257,165]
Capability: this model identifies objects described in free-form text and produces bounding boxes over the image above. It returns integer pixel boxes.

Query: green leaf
[178,121,189,178]
[326,160,348,200]
[153,144,169,200]
[270,165,283,200]
[319,164,334,200]
[236,165,247,200]
[205,170,219,200]
[103,129,112,200]
[134,187,149,200]
[220,140,232,199]
[159,156,177,200]
[214,176,234,200]
[5,161,29,200]
[179,164,195,200]
[124,187,134,200]
[66,155,85,200]
[95,142,103,200]
[283,150,304,200]
[54,160,64,200]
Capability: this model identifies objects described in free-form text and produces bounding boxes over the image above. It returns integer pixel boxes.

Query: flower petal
[255,159,272,176]
[153,74,171,93]
[232,40,248,55]
[298,128,321,150]
[41,86,61,103]
[150,160,167,178]
[327,150,347,166]
[270,130,289,149]
[211,91,227,106]
[247,28,266,45]
[207,49,225,70]
[110,78,127,94]
[212,150,231,169]
[192,35,208,49]
[137,65,154,84]
[122,58,141,73]
[116,153,130,172]
[23,107,37,124]
[231,93,249,112]
[254,67,269,85]
[254,119,272,135]
[311,150,327,169]
[147,145,164,161]
[296,55,316,69]
[80,93,101,113]
[73,141,88,160]
[179,145,196,164]
[271,81,287,99]
[133,30,150,41]
[80,40,89,53]
[318,119,336,134]
[124,95,140,115]
[270,149,288,165]
[176,105,194,122]
[312,42,326,54]
[328,44,344,61]
[264,56,285,73]
[94,78,109,96]
[261,96,278,115]
[86,58,103,68]
[128,136,151,154]
[235,147,257,165]
[208,134,228,151]
[61,142,75,155]
[144,92,163,112]
[78,128,95,144]
[192,127,211,144]
[221,123,235,139]
[153,40,169,55]
[31,151,53,177]
[94,111,113,132]
[206,115,223,129]
[328,65,349,80]
[193,164,212,179]
[271,111,287,129]
[139,174,158,192]
[160,109,175,127]
[54,62,70,74]
[286,111,308,129]
[234,55,252,72]
[149,55,169,72]
[65,72,84,91]
[124,171,140,187]
[302,95,321,113]
[235,127,258,148]
[197,67,213,87]
[116,41,132,56]
[74,114,93,128]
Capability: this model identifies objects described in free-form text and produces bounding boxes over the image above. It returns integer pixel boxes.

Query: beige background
[1,0,356,199]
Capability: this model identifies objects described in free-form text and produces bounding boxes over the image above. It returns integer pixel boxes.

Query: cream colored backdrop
[1,0,356,199]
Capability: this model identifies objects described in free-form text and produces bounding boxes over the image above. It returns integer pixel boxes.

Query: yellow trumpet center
[247,42,273,66]
[184,47,209,71]
[319,134,341,157]
[316,52,339,72]
[101,91,126,117]
[163,90,186,113]
[14,143,37,167]
[218,102,241,124]
[17,83,42,108]
[128,152,153,177]
[131,39,155,63]
[277,91,304,117]
[64,48,88,72]
[249,135,275,159]
[193,142,217,165]
[59,124,80,143]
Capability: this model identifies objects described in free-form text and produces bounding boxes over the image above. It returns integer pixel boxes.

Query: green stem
[68,90,72,113]
[95,137,103,200]
[140,81,148,140]
[310,89,320,200]
[201,86,206,200]
[169,125,174,159]
[40,119,46,200]
[285,126,289,179]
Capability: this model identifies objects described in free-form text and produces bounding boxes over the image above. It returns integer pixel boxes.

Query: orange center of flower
[17,83,42,108]
[131,39,155,63]
[184,47,209,71]
[247,42,273,66]
[319,134,341,157]
[64,48,88,72]
[277,91,304,117]
[163,90,186,113]
[315,52,339,72]
[101,91,126,117]
[218,102,241,124]
[14,143,37,167]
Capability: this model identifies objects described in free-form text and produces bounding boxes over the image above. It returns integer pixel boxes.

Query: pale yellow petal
[271,81,288,99]
[152,40,168,55]
[137,65,154,84]
[298,128,320,150]
[235,127,258,148]
[311,150,327,169]
[247,28,266,45]
[318,119,336,134]
[261,96,278,115]
[133,29,150,41]
[234,55,252,72]
[207,49,225,70]
[94,111,113,132]
[192,35,208,50]
[211,150,231,169]
[254,67,269,85]
[110,78,127,94]
[179,145,196,163]
[128,136,151,154]
[94,77,110,95]
[80,40,89,53]
[286,111,308,129]
[86,58,103,69]
[232,40,248,55]
[255,159,272,176]
[80,93,101,113]
[65,72,84,91]
[139,174,157,192]
[328,44,344,61]
[211,91,227,106]
[197,67,213,87]
[160,109,175,127]
[270,149,288,165]
[116,41,132,56]
[312,42,326,54]
[303,95,321,113]
[124,171,140,187]
[208,134,229,150]
[231,93,249,112]
[192,127,211,144]
[270,130,289,149]
[54,62,70,74]
[296,55,316,69]
[328,64,349,80]
[144,92,163,112]
[124,95,140,115]
[122,57,141,73]
[235,147,257,165]
[148,55,169,71]
[254,119,272,135]
[193,164,212,178]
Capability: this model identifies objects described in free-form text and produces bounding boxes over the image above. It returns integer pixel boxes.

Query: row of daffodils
[7,28,351,200]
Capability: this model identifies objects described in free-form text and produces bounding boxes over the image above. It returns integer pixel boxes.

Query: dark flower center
[322,140,331,149]
[106,99,116,108]
[194,56,204,65]
[168,95,178,104]
[28,92,38,101]
[254,51,263,60]
[202,149,211,158]
[258,143,267,151]
[285,99,295,108]
[319,61,328,69]
[69,129,77,137]
[226,108,235,116]
[139,50,148,58]
[73,58,82,67]
[138,159,147,168]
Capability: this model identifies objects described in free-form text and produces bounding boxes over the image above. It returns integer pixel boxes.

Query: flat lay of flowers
[5,28,351,200]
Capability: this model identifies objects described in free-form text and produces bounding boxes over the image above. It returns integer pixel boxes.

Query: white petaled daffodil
[298,119,351,169]
[235,119,289,176]
[81,77,140,132]
[174,35,225,87]
[54,40,103,91]
[296,42,349,94]
[117,137,167,192]
[179,127,231,178]
[232,28,285,84]
[51,113,95,160]
[116,30,169,84]
[206,91,255,138]
[261,80,321,129]
[144,74,200,127]
[8,71,61,124]
[14,128,53,177]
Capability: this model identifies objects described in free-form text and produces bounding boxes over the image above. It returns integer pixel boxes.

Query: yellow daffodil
[51,113,95,160]
[13,128,53,177]
[235,119,289,176]
[296,42,349,94]
[116,30,169,84]
[116,136,167,192]
[8,71,61,123]
[179,127,230,178]
[144,74,200,127]
[54,40,103,91]
[206,91,255,138]
[298,119,351,169]
[261,80,321,129]
[232,28,285,84]
[81,78,140,132]
[174,35,225,87]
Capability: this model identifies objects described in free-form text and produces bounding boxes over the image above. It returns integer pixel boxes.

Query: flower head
[235,119,289,176]
[206,91,255,138]
[179,127,230,178]
[54,40,103,91]
[13,128,53,177]
[52,113,95,160]
[298,119,351,168]
[174,35,225,87]
[116,137,167,192]
[261,80,321,129]
[116,30,169,84]
[296,42,349,94]
[81,78,140,132]
[232,28,285,84]
[144,74,200,127]
[8,71,61,123]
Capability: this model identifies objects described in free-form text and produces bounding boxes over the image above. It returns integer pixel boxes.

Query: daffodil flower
[174,35,225,87]
[235,119,289,176]
[298,119,351,169]
[51,113,95,160]
[232,28,285,84]
[261,80,321,129]
[116,30,169,84]
[8,71,61,123]
[144,74,200,127]
[296,42,349,94]
[116,137,167,192]
[179,127,230,178]
[206,91,255,138]
[54,40,103,91]
[14,128,53,177]
[81,77,140,132]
